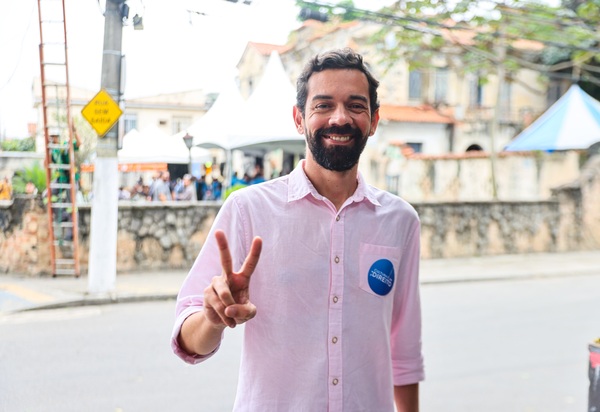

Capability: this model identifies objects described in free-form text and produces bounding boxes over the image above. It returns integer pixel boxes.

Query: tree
[298,0,600,93]
[296,0,600,199]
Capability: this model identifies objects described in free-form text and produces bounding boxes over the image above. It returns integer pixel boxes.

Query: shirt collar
[287,160,381,207]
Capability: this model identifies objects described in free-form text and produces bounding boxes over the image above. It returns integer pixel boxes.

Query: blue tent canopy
[504,84,600,151]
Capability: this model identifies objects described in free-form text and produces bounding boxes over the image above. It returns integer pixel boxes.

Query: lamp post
[182,132,194,175]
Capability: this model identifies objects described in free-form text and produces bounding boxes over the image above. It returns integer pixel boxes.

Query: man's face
[294,69,379,172]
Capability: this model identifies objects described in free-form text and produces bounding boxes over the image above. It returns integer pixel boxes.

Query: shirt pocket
[358,242,402,297]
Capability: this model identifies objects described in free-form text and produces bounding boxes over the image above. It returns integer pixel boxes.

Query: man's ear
[293,106,304,135]
[369,109,380,136]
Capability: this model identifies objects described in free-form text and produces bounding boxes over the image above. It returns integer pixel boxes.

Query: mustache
[316,124,361,137]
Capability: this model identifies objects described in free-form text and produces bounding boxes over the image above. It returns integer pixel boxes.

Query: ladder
[37,0,80,277]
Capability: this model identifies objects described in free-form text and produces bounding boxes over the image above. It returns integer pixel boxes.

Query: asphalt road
[1,273,598,411]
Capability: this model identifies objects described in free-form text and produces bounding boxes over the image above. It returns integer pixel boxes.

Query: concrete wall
[0,152,44,179]
[362,150,582,202]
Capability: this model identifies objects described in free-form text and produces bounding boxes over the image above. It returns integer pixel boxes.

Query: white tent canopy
[176,51,305,155]
[119,125,211,164]
[228,50,305,154]
[176,78,247,150]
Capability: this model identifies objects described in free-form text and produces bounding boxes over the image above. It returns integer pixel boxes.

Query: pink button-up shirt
[172,161,424,411]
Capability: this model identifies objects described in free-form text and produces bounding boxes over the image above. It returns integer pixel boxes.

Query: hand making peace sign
[203,229,263,329]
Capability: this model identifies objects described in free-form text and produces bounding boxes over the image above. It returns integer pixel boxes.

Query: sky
[0,0,393,138]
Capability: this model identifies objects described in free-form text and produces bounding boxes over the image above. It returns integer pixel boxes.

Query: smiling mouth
[325,135,352,142]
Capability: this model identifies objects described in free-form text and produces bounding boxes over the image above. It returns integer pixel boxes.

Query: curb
[3,293,178,315]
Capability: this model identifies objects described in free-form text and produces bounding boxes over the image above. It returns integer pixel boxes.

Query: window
[499,81,512,121]
[547,83,562,105]
[406,142,422,153]
[434,68,448,103]
[172,116,192,134]
[469,75,483,107]
[408,70,422,100]
[123,113,138,134]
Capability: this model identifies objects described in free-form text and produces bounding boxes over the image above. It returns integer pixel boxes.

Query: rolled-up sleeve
[391,221,425,385]
[171,195,246,364]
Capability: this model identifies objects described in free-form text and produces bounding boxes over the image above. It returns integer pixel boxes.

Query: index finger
[239,236,262,278]
[215,230,233,276]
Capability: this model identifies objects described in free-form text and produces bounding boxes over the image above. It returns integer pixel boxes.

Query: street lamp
[182,132,194,175]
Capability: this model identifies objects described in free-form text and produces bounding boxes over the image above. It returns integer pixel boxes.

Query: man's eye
[315,103,330,110]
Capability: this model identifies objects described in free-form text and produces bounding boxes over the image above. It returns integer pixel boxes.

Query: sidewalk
[1,250,600,315]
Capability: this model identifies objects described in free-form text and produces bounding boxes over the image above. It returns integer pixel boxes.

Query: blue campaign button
[367,259,395,296]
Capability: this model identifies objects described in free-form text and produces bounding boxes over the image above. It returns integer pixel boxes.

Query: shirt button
[336,215,340,221]
[332,296,339,303]
[332,337,338,344]
[332,378,339,385]
[334,256,340,264]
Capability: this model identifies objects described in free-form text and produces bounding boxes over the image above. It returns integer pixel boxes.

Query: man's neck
[303,159,359,211]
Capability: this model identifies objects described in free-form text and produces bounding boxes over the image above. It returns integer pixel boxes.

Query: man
[172,48,424,411]
[152,170,172,202]
[175,174,197,201]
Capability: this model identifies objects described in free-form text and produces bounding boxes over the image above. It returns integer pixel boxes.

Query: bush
[1,137,36,152]
[12,162,49,194]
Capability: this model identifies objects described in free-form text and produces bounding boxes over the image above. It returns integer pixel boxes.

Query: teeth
[328,135,351,142]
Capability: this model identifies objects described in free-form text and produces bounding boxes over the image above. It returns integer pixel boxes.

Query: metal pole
[88,0,124,294]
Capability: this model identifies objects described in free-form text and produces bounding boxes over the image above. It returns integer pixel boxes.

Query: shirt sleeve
[390,219,425,385]
[170,194,250,364]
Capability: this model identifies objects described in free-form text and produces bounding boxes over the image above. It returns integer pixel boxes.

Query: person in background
[118,186,131,200]
[0,176,12,200]
[152,171,172,202]
[249,163,266,185]
[210,173,223,199]
[175,174,197,201]
[147,171,162,201]
[195,174,206,201]
[25,181,38,195]
[172,48,424,411]
[224,173,250,199]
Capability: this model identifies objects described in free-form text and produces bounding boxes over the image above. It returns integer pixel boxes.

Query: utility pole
[489,21,506,201]
[87,0,124,294]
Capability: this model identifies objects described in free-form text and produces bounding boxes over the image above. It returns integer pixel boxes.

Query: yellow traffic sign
[81,89,123,137]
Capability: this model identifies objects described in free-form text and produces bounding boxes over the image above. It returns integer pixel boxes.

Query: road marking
[0,284,55,303]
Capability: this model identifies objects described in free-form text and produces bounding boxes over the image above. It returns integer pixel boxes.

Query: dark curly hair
[296,48,380,117]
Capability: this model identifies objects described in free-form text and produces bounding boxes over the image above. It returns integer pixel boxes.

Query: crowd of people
[117,170,225,202]
[116,161,271,202]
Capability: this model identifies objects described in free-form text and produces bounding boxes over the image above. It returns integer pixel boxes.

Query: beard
[306,124,369,172]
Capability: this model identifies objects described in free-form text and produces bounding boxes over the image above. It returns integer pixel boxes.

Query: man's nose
[329,105,352,126]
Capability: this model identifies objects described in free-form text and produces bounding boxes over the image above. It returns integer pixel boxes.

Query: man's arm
[179,311,226,356]
[177,230,262,357]
[394,383,419,412]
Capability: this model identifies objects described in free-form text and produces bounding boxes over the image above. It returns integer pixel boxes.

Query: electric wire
[0,1,36,93]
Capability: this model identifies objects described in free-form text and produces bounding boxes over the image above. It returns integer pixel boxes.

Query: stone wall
[0,196,50,275]
[417,201,562,259]
[1,155,598,276]
[78,202,221,273]
[1,194,597,277]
